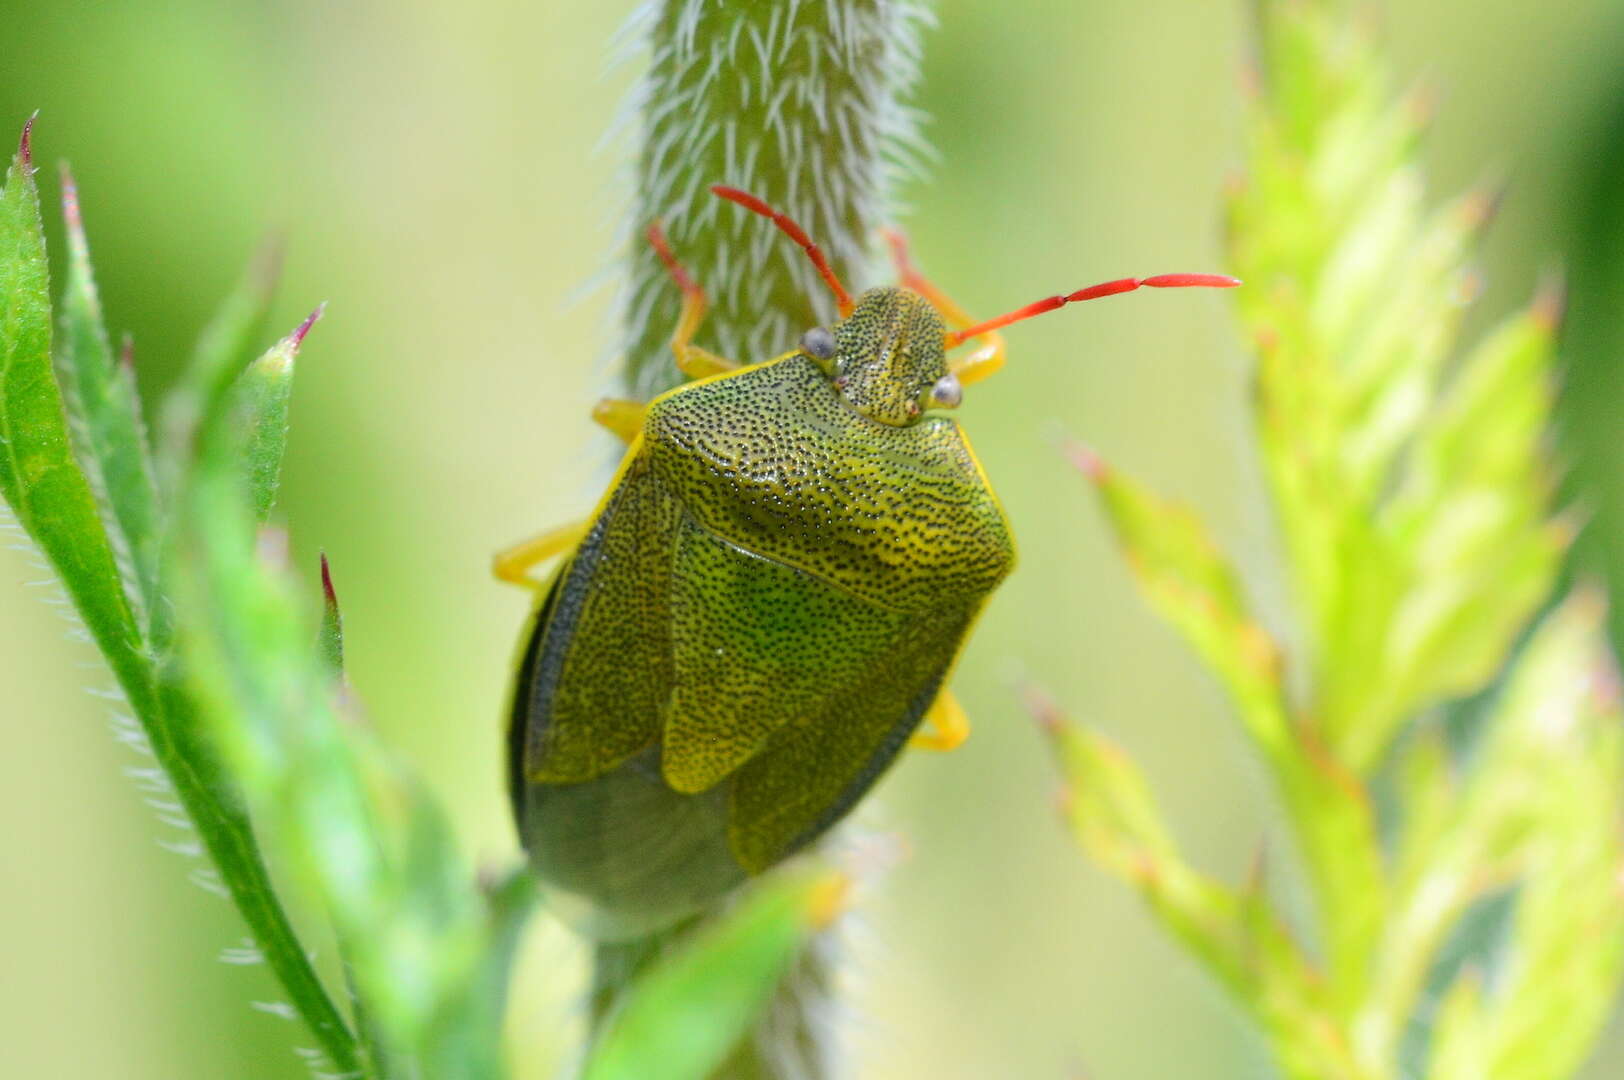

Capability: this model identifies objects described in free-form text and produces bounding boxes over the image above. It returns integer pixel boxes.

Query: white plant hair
[614,0,934,401]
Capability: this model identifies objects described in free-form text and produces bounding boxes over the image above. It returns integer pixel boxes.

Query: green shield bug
[501,185,1237,938]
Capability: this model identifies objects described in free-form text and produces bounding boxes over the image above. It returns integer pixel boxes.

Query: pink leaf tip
[1244,839,1270,896]
[1062,438,1109,482]
[256,526,291,569]
[1531,269,1566,333]
[249,236,287,298]
[320,552,339,613]
[59,162,82,232]
[18,111,38,170]
[1016,680,1067,736]
[1460,183,1508,233]
[291,302,327,352]
[1053,785,1075,818]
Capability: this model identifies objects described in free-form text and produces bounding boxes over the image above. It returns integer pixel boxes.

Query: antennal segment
[944,273,1239,348]
[711,185,854,316]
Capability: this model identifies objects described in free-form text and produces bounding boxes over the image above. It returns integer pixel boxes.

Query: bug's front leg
[883,228,1006,386]
[493,520,588,591]
[910,690,971,752]
[647,222,739,380]
[588,224,744,448]
[591,397,646,445]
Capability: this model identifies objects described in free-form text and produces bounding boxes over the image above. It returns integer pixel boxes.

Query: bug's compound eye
[927,373,963,410]
[800,326,837,362]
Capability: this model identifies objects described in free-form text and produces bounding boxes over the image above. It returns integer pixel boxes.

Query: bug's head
[709,184,1241,426]
[709,186,962,427]
[799,287,958,426]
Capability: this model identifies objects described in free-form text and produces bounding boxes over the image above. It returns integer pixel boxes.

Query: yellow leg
[949,337,1006,387]
[493,521,588,592]
[596,227,741,445]
[648,221,739,379]
[910,690,970,752]
[592,397,647,445]
[883,228,1006,386]
[668,289,739,379]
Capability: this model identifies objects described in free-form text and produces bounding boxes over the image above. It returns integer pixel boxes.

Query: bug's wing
[723,602,980,873]
[521,456,683,783]
[510,561,748,937]
[507,562,562,817]
[661,520,917,794]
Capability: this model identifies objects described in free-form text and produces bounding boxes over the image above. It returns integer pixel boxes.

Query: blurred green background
[3,1,1622,1076]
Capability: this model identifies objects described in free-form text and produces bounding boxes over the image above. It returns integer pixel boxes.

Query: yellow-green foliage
[1040,3,1624,1078]
[3,121,837,1079]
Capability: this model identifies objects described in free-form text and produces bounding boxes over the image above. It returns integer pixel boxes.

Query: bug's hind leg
[910,690,970,752]
[494,521,588,592]
[883,228,1006,386]
[647,222,739,379]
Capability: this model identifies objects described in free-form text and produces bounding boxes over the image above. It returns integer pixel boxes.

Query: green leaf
[2,119,361,1077]
[167,395,370,1072]
[1356,593,1624,1070]
[1375,302,1566,737]
[1387,724,1457,895]
[583,869,847,1080]
[1068,441,1292,759]
[171,387,385,928]
[1054,4,1624,1077]
[151,674,366,1077]
[173,350,534,1078]
[1022,683,1181,876]
[52,164,163,629]
[318,551,344,676]
[157,240,279,491]
[1024,685,1362,1079]
[1071,440,1389,1004]
[1465,591,1624,1077]
[1331,191,1490,495]
[1425,971,1491,1080]
[235,304,318,522]
[0,118,147,699]
[1230,2,1566,777]
[470,867,540,1067]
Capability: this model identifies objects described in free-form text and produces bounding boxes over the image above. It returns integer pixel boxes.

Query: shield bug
[501,186,1237,937]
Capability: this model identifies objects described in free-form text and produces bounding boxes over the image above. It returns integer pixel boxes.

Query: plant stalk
[600,0,930,1074]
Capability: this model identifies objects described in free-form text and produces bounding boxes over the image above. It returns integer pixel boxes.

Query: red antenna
[711,185,854,316]
[944,273,1240,348]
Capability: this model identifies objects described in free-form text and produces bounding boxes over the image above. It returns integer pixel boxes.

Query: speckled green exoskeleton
[498,186,1236,938]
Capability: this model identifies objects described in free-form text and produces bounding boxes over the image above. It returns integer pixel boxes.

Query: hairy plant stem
[150,678,363,1074]
[600,0,930,1075]
[618,0,928,398]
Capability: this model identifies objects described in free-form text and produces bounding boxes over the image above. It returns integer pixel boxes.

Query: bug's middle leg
[883,228,1006,386]
[648,222,739,379]
[910,690,970,752]
[493,520,588,592]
